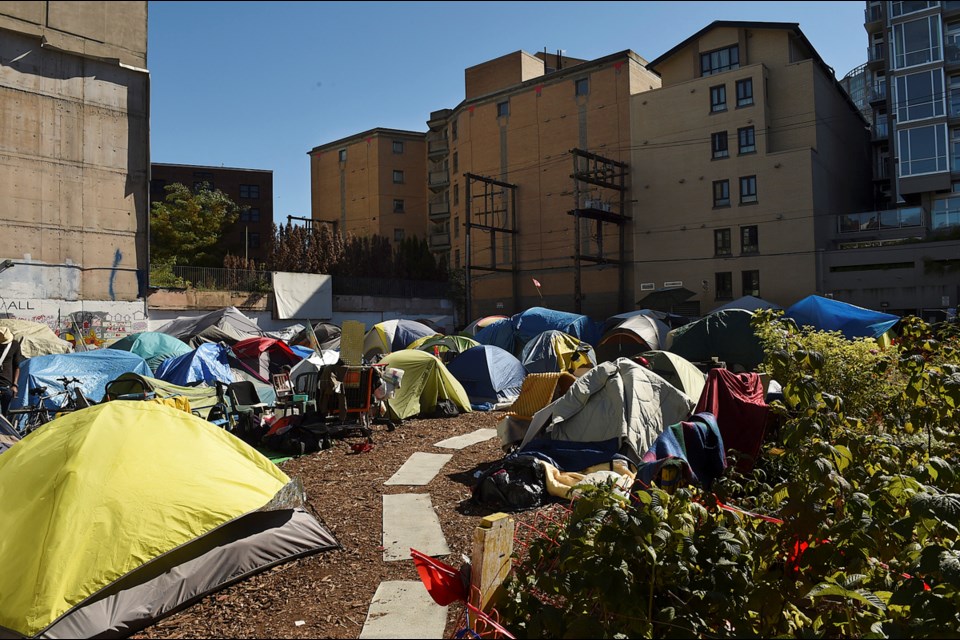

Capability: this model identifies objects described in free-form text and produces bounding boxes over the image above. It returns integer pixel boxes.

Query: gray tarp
[520,357,696,460]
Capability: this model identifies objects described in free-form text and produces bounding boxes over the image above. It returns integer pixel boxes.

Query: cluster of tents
[0,294,904,636]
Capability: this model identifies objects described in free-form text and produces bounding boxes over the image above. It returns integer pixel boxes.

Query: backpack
[427,399,460,419]
[472,455,546,511]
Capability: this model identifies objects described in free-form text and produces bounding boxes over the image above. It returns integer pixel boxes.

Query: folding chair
[290,371,319,415]
[227,381,269,416]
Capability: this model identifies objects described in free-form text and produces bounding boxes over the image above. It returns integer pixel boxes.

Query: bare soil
[131,410,513,640]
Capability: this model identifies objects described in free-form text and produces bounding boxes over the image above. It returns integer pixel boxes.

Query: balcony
[427,139,449,157]
[865,4,883,30]
[428,170,450,190]
[429,231,451,249]
[429,200,450,219]
[867,43,886,65]
[837,207,924,234]
[872,122,889,140]
[868,84,887,104]
[947,44,960,66]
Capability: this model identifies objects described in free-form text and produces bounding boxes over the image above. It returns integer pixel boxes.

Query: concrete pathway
[381,493,450,561]
[358,581,447,639]
[384,452,452,486]
[434,428,497,450]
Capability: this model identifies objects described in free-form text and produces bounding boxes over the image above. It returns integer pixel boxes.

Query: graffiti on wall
[0,297,148,349]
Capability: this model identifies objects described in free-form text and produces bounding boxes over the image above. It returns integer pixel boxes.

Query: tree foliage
[150,182,241,267]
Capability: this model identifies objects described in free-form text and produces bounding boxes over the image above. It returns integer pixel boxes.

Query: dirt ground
[131,409,516,640]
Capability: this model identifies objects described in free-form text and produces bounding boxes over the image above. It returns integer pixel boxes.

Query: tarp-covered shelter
[0,402,338,639]
[155,342,235,387]
[463,315,509,336]
[667,309,765,372]
[785,294,900,340]
[363,319,435,359]
[409,334,481,360]
[710,295,782,314]
[640,350,707,403]
[595,314,671,363]
[107,331,193,374]
[519,358,697,461]
[156,307,263,348]
[446,345,526,406]
[290,321,342,351]
[377,350,472,421]
[512,307,602,348]
[520,330,597,374]
[600,309,684,335]
[105,372,222,419]
[12,350,151,410]
[473,318,518,354]
[0,319,72,358]
[232,337,302,383]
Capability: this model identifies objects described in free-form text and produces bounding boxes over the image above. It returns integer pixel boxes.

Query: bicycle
[8,377,94,434]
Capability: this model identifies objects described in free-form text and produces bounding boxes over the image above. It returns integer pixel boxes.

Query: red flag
[532,278,541,288]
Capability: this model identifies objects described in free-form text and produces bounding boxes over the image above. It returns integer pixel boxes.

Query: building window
[710,85,727,112]
[150,179,167,199]
[736,78,754,107]
[575,77,589,96]
[950,75,960,117]
[453,183,459,205]
[892,16,942,70]
[239,184,260,199]
[713,180,730,208]
[711,132,729,159]
[248,232,260,249]
[700,45,739,77]
[455,248,461,268]
[338,148,347,162]
[193,171,214,192]
[742,270,760,297]
[393,140,404,154]
[738,126,756,154]
[894,70,945,123]
[393,170,404,184]
[714,228,732,256]
[497,101,509,118]
[240,207,261,222]
[740,176,757,204]
[451,119,458,141]
[394,228,405,243]
[454,216,459,238]
[453,152,458,174]
[898,123,948,175]
[715,272,733,300]
[891,1,938,18]
[393,199,405,213]
[741,225,759,254]
[933,196,960,229]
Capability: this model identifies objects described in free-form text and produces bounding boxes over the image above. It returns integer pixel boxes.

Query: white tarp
[271,272,332,320]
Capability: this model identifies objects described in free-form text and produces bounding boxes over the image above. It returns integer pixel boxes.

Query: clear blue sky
[148,1,868,224]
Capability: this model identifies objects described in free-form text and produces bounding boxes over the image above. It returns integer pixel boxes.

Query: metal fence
[169,266,272,292]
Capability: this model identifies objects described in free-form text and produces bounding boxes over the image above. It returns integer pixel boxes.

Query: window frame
[711,131,729,159]
[338,148,347,162]
[892,15,943,70]
[700,45,740,77]
[736,78,754,107]
[898,123,949,176]
[741,225,759,254]
[738,126,756,154]
[392,169,405,184]
[393,198,405,213]
[741,270,760,297]
[714,228,732,256]
[893,69,946,123]
[239,184,260,199]
[247,232,260,249]
[497,101,509,118]
[713,179,731,208]
[710,85,727,113]
[575,77,589,96]
[394,228,405,243]
[739,175,758,204]
[715,272,734,300]
[392,140,404,154]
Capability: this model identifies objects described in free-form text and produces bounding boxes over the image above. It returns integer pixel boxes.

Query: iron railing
[168,266,272,292]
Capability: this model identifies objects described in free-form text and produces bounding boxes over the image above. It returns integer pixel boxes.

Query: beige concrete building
[151,163,274,264]
[0,1,149,316]
[308,129,427,243]
[632,21,873,315]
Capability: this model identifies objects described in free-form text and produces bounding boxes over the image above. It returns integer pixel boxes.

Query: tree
[150,182,241,267]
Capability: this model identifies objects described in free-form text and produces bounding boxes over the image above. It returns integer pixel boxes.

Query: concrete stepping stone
[358,580,447,639]
[382,494,450,561]
[433,428,497,450]
[385,452,452,486]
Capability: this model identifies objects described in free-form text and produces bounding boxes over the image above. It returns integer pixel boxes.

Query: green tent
[378,350,472,421]
[641,350,707,403]
[0,401,337,638]
[0,318,72,358]
[408,334,481,360]
[105,371,222,419]
[666,309,765,372]
[107,331,193,373]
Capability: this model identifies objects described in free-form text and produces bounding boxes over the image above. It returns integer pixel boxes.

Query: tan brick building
[308,129,427,243]
[0,1,149,304]
[632,21,873,315]
[150,163,274,264]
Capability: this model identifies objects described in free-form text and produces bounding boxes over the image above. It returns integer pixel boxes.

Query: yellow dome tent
[0,402,337,638]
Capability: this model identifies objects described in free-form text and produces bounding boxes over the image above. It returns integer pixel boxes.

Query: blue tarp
[446,345,526,405]
[12,350,152,409]
[473,318,518,354]
[785,295,899,340]
[512,307,602,347]
[154,343,235,386]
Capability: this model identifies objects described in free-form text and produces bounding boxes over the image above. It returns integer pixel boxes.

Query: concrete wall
[0,3,149,302]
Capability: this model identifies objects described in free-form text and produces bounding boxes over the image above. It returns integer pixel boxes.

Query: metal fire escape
[463,173,518,320]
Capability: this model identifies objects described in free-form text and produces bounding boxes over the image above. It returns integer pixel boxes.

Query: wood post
[469,512,515,629]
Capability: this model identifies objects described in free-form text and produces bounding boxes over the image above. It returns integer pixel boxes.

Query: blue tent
[512,307,602,347]
[12,350,151,410]
[154,343,235,386]
[520,330,597,374]
[785,295,899,340]
[446,345,526,406]
[473,318,518,354]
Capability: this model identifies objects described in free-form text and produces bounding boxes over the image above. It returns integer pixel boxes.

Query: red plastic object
[411,548,466,606]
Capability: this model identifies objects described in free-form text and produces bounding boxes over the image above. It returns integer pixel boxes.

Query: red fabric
[694,368,769,472]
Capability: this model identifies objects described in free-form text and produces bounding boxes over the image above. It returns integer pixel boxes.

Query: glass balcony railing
[873,122,889,138]
[868,84,887,102]
[837,207,923,233]
[869,44,886,62]
[429,201,450,218]
[865,5,883,22]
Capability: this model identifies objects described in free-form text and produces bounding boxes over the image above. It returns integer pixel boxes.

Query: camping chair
[290,371,320,415]
[272,372,293,404]
[505,372,577,422]
[227,381,269,416]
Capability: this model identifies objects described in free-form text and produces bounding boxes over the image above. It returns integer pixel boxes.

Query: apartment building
[631,21,874,315]
[308,129,427,244]
[0,2,149,308]
[150,163,274,264]
[829,0,960,318]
